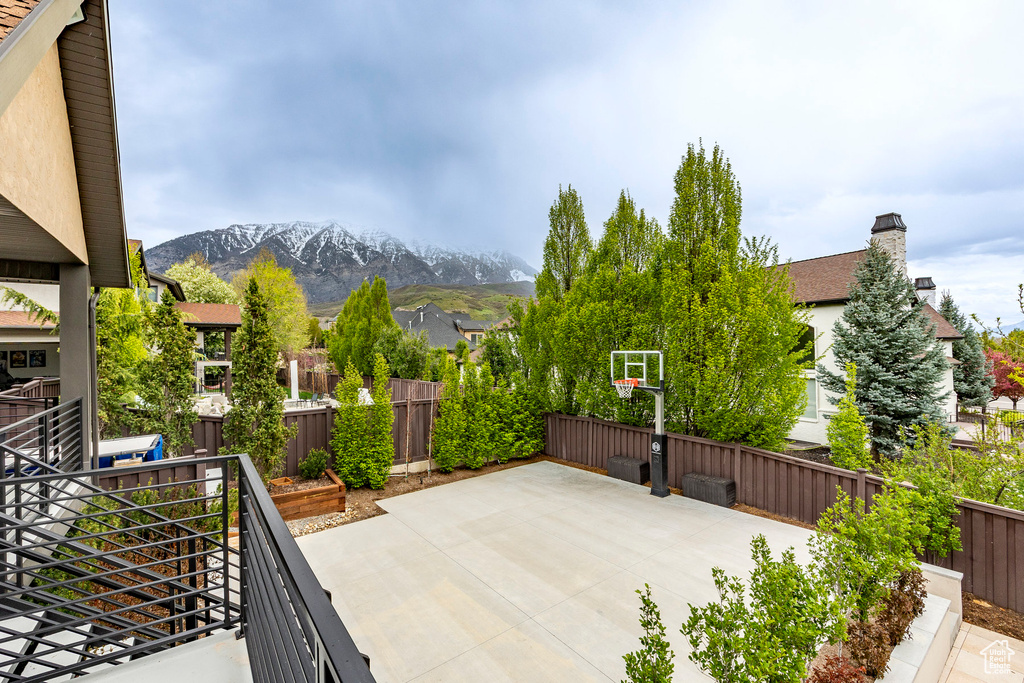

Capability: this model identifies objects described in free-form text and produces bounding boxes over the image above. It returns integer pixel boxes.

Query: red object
[987,349,1024,408]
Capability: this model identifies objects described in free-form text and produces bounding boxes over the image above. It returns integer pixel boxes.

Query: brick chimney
[870,212,907,275]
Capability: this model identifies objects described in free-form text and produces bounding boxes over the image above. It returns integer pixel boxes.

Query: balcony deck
[79,631,251,683]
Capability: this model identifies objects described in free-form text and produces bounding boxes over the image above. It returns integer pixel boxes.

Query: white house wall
[789,304,958,446]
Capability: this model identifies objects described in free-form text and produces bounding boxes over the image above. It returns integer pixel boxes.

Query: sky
[109,0,1024,326]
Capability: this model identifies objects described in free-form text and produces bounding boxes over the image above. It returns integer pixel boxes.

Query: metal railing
[0,399,374,683]
[237,456,374,683]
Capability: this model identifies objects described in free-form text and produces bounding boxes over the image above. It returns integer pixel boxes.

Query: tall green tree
[165,253,238,304]
[938,291,993,409]
[536,184,591,301]
[372,325,429,379]
[95,251,150,436]
[327,277,397,376]
[662,142,810,449]
[594,189,661,277]
[223,278,296,483]
[231,249,310,353]
[818,243,951,457]
[135,290,198,456]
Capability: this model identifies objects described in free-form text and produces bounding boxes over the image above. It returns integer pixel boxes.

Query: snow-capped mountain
[145,221,538,304]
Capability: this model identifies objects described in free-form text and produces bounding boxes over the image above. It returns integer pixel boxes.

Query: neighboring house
[0,239,184,379]
[787,213,962,446]
[0,0,133,454]
[393,302,496,353]
[174,301,241,395]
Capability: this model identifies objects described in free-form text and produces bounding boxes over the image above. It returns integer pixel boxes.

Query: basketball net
[613,378,639,399]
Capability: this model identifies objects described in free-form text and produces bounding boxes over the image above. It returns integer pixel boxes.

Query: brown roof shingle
[174,302,242,328]
[0,0,40,43]
[784,249,867,305]
[923,303,963,340]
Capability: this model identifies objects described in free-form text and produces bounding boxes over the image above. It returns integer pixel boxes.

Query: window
[471,334,481,344]
[793,325,815,365]
[802,378,817,419]
[147,286,158,302]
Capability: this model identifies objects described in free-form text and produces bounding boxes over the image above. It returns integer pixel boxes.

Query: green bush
[432,356,466,472]
[827,363,871,471]
[622,584,675,683]
[681,534,845,682]
[299,448,330,480]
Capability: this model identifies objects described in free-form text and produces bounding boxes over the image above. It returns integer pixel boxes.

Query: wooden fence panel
[543,412,1024,613]
[97,455,207,492]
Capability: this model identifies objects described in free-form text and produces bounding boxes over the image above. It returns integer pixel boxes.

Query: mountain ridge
[145,221,538,304]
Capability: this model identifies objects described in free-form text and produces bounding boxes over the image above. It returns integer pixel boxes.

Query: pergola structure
[174,302,242,396]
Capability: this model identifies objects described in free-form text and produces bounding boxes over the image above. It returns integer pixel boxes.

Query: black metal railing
[237,456,374,683]
[0,399,374,683]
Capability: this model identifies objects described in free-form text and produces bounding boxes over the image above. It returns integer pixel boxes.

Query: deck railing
[0,399,374,683]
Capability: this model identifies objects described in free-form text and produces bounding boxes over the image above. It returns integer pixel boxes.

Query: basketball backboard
[610,350,664,394]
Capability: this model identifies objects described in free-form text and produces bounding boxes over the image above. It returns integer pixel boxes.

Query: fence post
[405,397,412,471]
[732,443,742,503]
[856,468,867,512]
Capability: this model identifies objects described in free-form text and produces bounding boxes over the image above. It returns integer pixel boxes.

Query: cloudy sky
[109,0,1024,325]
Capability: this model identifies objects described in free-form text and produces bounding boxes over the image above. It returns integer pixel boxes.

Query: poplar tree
[328,277,397,376]
[537,184,591,301]
[818,243,950,457]
[223,278,296,483]
[662,142,810,449]
[136,290,198,456]
[938,291,993,409]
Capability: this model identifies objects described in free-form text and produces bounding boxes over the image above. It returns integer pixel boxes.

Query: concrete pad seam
[527,615,618,682]
[401,622,523,683]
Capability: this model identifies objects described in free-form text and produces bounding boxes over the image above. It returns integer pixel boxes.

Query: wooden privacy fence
[544,412,1024,613]
[180,398,438,477]
[276,368,443,401]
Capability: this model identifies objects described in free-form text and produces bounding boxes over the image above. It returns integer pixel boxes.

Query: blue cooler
[97,434,163,468]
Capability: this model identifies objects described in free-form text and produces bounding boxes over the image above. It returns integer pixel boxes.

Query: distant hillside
[310,282,535,320]
[147,221,537,304]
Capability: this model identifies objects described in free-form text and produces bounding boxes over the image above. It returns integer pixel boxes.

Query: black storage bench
[681,473,736,507]
[607,456,650,485]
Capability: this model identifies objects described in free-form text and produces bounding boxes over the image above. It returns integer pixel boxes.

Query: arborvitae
[136,290,198,457]
[818,243,950,457]
[462,363,487,469]
[367,353,394,489]
[493,375,516,464]
[223,278,296,483]
[938,291,994,409]
[510,371,545,458]
[432,357,466,472]
[331,360,368,487]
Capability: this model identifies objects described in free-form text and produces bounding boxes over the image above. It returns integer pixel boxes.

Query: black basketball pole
[650,390,668,497]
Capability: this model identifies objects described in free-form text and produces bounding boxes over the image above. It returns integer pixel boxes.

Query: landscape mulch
[270,476,333,495]
[963,592,1024,641]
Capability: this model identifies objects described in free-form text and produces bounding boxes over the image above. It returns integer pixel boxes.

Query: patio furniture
[681,472,735,507]
[607,455,650,485]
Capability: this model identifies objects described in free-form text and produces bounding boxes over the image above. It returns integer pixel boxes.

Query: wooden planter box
[270,469,346,521]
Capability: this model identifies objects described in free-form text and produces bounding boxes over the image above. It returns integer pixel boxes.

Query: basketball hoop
[613,378,640,399]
